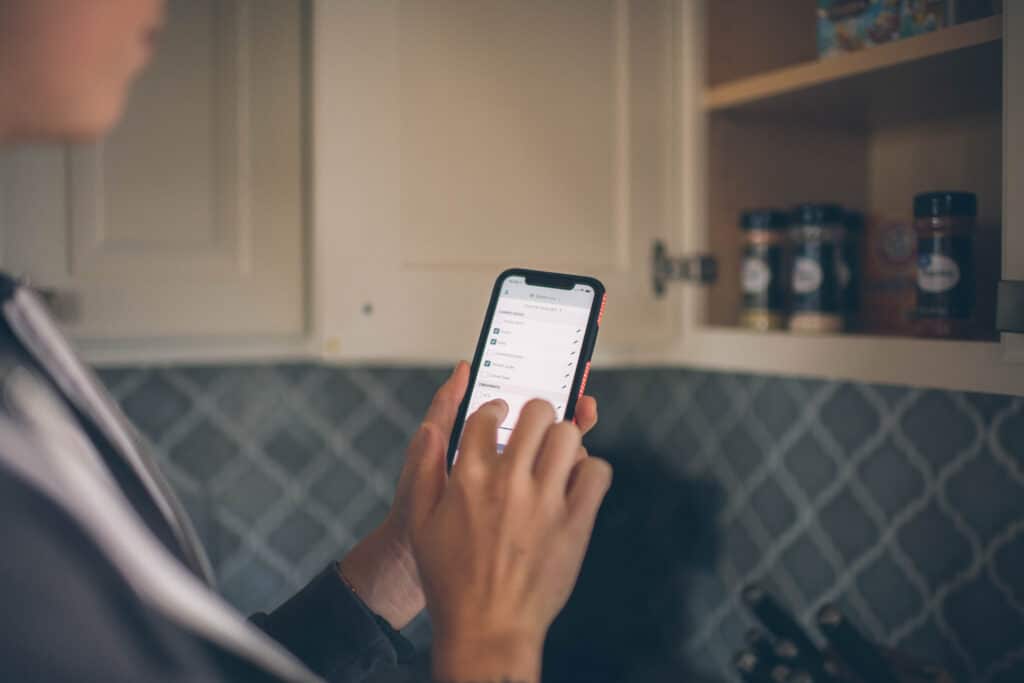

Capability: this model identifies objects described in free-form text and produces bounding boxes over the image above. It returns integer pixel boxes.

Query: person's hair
[542,442,724,683]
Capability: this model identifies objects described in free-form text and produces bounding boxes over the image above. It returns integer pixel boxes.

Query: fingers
[566,457,613,533]
[502,399,557,475]
[406,423,449,521]
[423,361,470,438]
[452,399,508,473]
[575,395,598,436]
[533,421,583,491]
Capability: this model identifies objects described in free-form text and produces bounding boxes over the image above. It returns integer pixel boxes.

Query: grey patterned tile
[819,488,879,563]
[220,554,288,615]
[945,448,1024,543]
[305,370,367,426]
[693,375,732,426]
[390,369,445,420]
[724,518,760,576]
[902,391,977,471]
[168,421,237,483]
[994,532,1024,604]
[944,573,1024,673]
[821,384,880,453]
[95,361,1024,678]
[751,379,800,439]
[898,502,973,590]
[872,383,910,408]
[992,660,1024,683]
[963,391,1012,423]
[720,423,761,482]
[215,366,288,429]
[858,438,925,520]
[352,415,409,474]
[262,421,327,476]
[268,509,328,562]
[658,418,702,467]
[750,475,796,537]
[784,432,837,500]
[780,533,835,603]
[96,367,144,394]
[309,459,370,516]
[352,500,389,539]
[997,409,1024,470]
[218,466,283,524]
[120,371,191,439]
[857,551,924,633]
[173,365,225,390]
[896,618,970,683]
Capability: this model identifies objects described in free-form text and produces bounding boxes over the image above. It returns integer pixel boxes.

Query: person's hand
[411,398,613,683]
[340,362,600,629]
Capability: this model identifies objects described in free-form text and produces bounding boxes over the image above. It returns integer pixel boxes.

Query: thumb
[407,423,449,525]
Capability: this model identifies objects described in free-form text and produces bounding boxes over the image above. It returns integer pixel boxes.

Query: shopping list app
[456,275,596,458]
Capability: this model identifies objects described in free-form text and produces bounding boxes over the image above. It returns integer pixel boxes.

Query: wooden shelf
[705,15,1003,127]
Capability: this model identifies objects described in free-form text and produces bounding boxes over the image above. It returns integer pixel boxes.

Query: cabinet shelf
[704,15,1003,127]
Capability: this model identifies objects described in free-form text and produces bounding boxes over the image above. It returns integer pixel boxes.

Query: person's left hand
[339,361,600,629]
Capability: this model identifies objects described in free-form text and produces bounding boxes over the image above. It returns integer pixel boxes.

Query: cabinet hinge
[652,240,717,297]
[997,280,1024,333]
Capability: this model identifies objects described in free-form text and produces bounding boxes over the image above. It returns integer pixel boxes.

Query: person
[0,2,613,682]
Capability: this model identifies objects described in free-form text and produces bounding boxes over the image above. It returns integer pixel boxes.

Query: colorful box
[817,0,949,58]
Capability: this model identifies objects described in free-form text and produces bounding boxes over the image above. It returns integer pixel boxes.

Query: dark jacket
[0,274,420,682]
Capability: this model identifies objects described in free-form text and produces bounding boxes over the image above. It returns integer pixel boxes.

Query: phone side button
[577,361,592,400]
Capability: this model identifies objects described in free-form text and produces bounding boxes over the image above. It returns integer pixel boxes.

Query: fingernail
[486,398,509,417]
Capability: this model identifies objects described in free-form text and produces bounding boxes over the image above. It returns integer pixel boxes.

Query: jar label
[917,253,960,293]
[742,257,772,294]
[792,257,823,294]
[741,243,784,314]
[916,234,972,320]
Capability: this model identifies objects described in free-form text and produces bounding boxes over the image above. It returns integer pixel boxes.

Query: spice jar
[788,203,846,333]
[740,209,788,331]
[914,191,976,338]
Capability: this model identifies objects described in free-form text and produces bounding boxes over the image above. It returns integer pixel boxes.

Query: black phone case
[446,268,606,468]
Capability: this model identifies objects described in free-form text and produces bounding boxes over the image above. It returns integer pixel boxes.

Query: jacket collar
[0,276,212,582]
[0,367,318,682]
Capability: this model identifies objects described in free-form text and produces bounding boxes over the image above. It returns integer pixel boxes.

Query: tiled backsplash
[96,364,1024,683]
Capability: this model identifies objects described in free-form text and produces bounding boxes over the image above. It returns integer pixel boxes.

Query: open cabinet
[663,1,1024,394]
[314,0,1024,395]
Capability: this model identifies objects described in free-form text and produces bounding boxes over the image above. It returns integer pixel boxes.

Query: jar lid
[740,209,788,230]
[791,203,844,226]
[914,191,977,218]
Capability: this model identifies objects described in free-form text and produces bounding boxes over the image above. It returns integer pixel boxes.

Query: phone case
[446,268,606,468]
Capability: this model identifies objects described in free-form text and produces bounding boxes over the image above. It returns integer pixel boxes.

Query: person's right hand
[410,398,613,683]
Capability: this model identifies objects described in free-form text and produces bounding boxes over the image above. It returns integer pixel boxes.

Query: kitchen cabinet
[0,0,307,363]
[314,0,1024,395]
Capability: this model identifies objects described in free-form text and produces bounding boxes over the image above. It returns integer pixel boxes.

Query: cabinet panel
[2,0,305,343]
[316,0,681,362]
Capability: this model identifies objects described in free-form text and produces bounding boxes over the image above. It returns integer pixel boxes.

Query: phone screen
[454,274,596,459]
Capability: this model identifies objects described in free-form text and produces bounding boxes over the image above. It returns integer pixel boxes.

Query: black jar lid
[791,203,844,226]
[914,191,977,218]
[740,209,788,230]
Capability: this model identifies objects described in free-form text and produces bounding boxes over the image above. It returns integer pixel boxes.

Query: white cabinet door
[314,0,685,363]
[1,1,305,348]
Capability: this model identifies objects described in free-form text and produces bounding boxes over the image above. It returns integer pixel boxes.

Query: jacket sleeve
[250,564,424,683]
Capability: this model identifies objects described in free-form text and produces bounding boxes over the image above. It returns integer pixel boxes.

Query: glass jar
[913,191,976,338]
[739,209,788,331]
[788,203,846,334]
[842,211,863,331]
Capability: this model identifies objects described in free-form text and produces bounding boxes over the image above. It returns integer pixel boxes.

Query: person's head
[0,0,165,144]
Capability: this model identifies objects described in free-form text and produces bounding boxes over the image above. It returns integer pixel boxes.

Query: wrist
[432,630,543,683]
[338,520,424,629]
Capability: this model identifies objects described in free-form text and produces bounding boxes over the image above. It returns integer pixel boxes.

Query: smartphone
[446,269,606,467]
